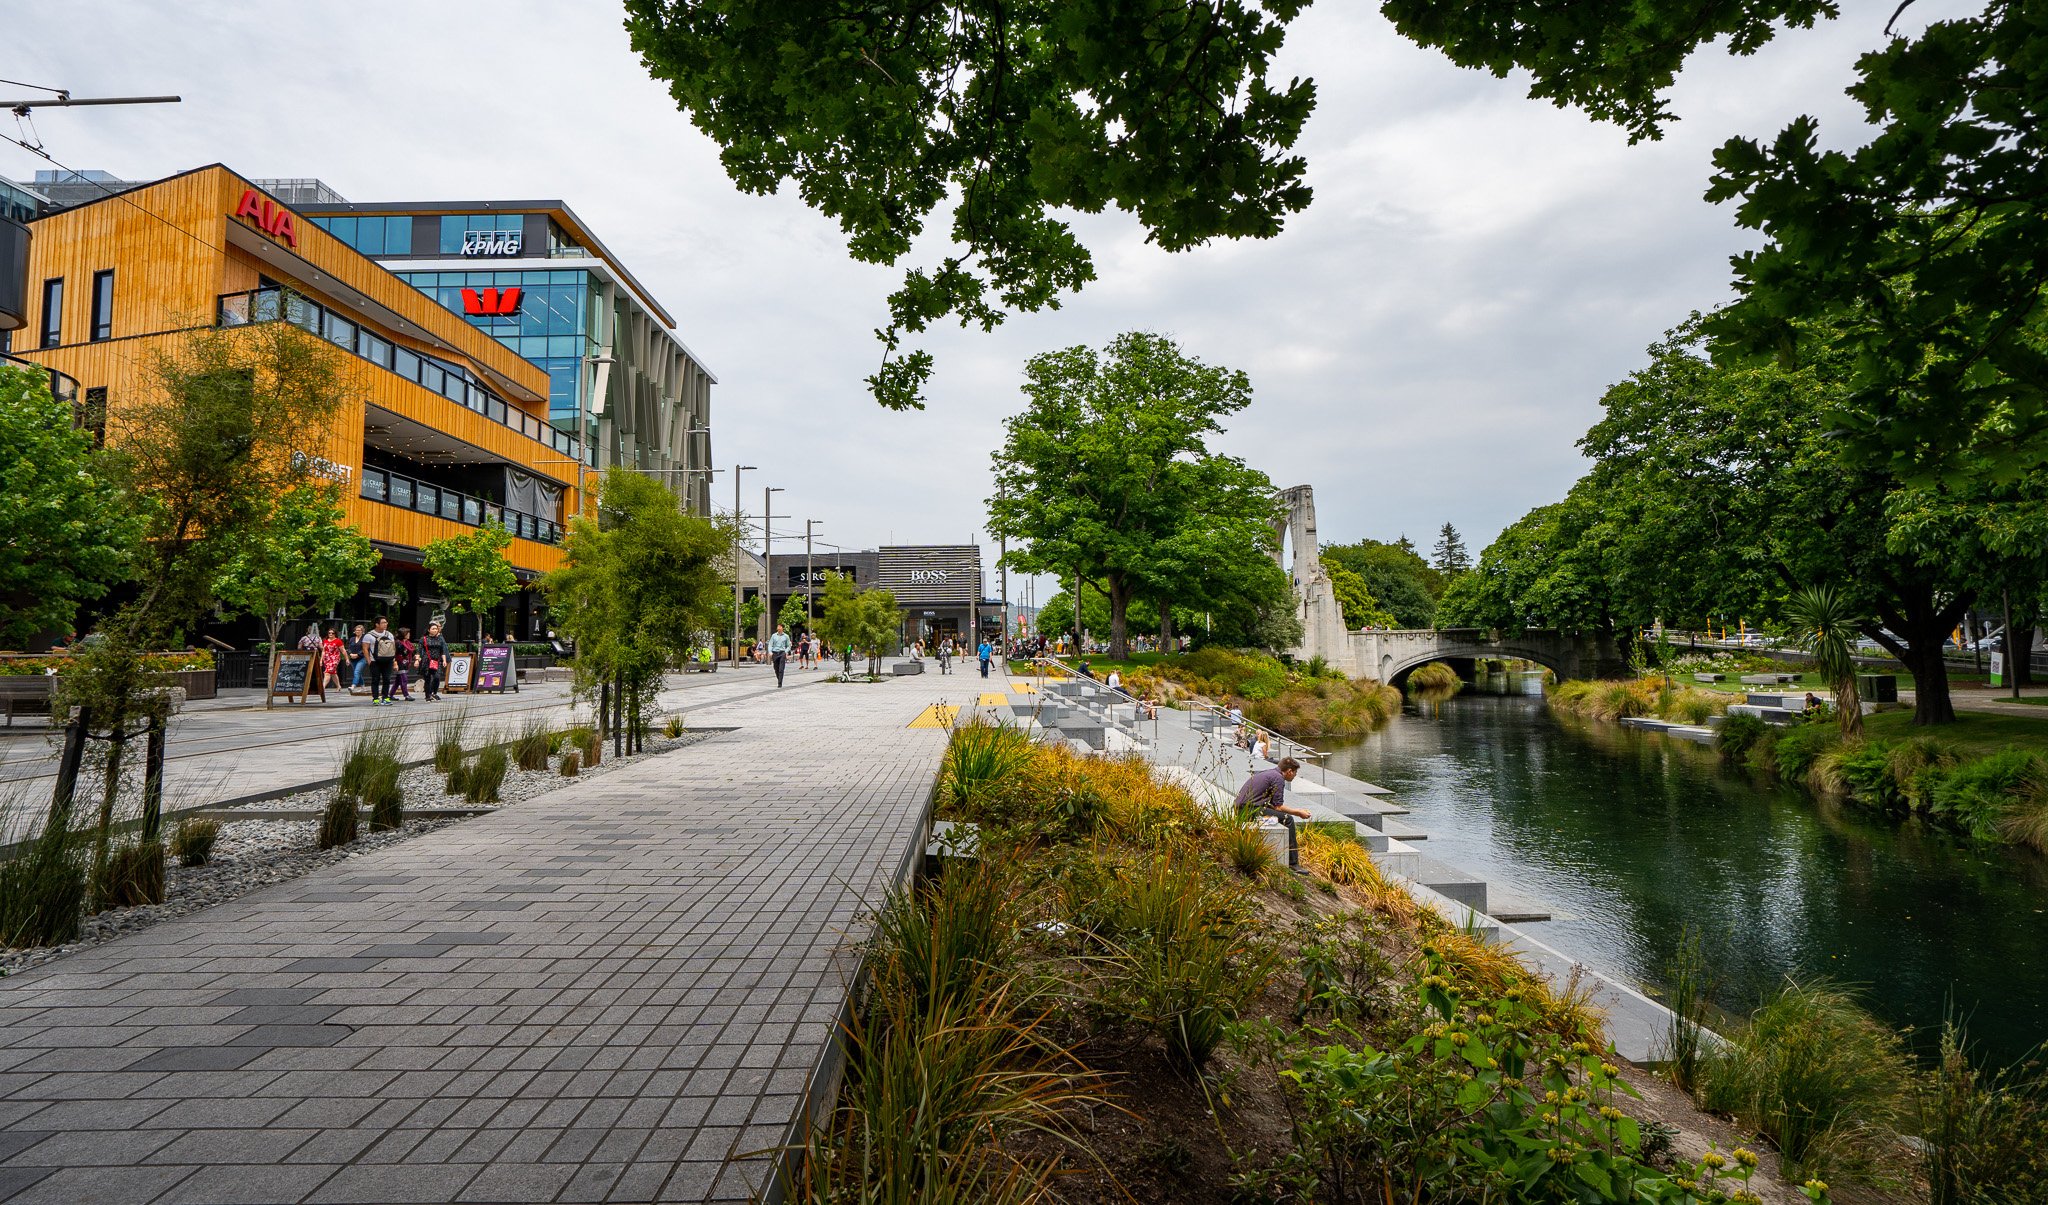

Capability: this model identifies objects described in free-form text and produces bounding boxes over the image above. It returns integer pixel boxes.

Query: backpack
[369,630,397,659]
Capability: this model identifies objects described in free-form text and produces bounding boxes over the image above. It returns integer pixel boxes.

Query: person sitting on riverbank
[1236,757,1310,871]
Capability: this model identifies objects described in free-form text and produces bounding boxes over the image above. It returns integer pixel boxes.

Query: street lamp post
[804,520,823,626]
[731,464,756,668]
[763,487,785,643]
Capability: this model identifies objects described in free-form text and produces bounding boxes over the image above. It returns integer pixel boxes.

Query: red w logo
[460,287,523,316]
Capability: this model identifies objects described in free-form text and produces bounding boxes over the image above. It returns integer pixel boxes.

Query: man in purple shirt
[1235,757,1310,870]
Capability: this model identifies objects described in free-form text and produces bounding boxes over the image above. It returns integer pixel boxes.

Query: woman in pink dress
[320,627,346,691]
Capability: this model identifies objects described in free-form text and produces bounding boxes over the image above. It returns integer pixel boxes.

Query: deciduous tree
[211,483,379,705]
[0,365,136,647]
[988,331,1279,660]
[423,518,518,653]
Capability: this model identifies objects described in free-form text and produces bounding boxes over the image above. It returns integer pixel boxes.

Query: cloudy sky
[6,1,1961,598]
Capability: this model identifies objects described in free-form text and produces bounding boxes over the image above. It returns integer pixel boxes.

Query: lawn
[1683,670,1829,695]
[1862,708,2048,755]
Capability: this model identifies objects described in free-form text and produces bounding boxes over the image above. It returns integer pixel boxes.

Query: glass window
[440,215,466,255]
[419,362,444,395]
[547,336,578,358]
[90,270,113,342]
[416,484,437,514]
[360,332,392,368]
[391,475,413,509]
[441,492,460,520]
[355,218,384,256]
[387,216,412,252]
[39,278,61,348]
[330,216,357,246]
[324,311,355,349]
[462,497,481,525]
[362,469,387,502]
[394,347,420,381]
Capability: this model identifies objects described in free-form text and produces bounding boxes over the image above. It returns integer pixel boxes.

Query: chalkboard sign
[269,649,322,704]
[475,644,514,693]
[445,653,474,692]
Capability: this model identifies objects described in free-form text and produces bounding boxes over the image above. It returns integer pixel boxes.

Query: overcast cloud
[4,1,1967,596]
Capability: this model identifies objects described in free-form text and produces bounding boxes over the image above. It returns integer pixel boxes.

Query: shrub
[1218,822,1276,877]
[466,744,509,805]
[511,717,552,772]
[1717,712,1769,761]
[431,706,470,773]
[1406,661,1462,692]
[1298,826,1380,887]
[662,715,685,739]
[558,750,580,777]
[317,793,359,849]
[1697,979,1912,1181]
[95,839,165,908]
[869,860,1020,1017]
[1920,1022,2048,1204]
[445,760,470,796]
[1772,721,1841,782]
[170,816,220,867]
[936,720,1036,816]
[338,725,404,833]
[1888,738,1958,813]
[0,811,87,948]
[1930,750,2048,841]
[563,724,601,766]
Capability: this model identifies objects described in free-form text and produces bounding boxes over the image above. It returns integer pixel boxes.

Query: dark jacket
[1234,766,1288,815]
[419,634,449,667]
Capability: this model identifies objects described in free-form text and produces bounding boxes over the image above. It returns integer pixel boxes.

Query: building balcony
[217,286,579,462]
[360,463,564,546]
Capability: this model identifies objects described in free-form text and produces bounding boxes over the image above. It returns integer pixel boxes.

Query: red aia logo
[461,287,523,317]
[232,189,297,249]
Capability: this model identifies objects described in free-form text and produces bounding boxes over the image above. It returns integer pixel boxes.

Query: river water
[1322,694,2048,1066]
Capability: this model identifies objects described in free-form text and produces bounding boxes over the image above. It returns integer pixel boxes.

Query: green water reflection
[1323,695,2048,1065]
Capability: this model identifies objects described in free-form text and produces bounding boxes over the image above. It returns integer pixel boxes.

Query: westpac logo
[460,287,523,317]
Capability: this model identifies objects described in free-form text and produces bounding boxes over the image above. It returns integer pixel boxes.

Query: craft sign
[475,644,514,693]
[232,189,298,248]
[445,654,475,692]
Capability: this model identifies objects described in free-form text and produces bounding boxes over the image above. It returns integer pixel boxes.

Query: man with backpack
[364,617,399,705]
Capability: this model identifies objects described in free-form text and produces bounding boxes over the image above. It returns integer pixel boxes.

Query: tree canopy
[1322,539,1439,629]
[212,483,379,680]
[986,331,1282,659]
[813,571,901,677]
[0,365,136,647]
[423,518,518,649]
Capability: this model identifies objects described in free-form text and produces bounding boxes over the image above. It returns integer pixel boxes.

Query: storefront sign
[461,286,522,316]
[788,565,858,587]
[475,643,515,693]
[290,450,352,484]
[268,649,322,704]
[461,229,522,257]
[232,189,298,248]
[909,570,950,584]
[445,653,474,692]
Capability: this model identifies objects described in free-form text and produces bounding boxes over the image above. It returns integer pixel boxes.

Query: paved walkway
[0,668,818,843]
[0,667,1011,1204]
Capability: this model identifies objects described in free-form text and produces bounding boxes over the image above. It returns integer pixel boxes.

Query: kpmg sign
[461,229,522,257]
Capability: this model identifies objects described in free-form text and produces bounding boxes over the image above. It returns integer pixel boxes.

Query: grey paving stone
[155,1163,340,1205]
[305,1163,484,1204]
[3,1163,196,1205]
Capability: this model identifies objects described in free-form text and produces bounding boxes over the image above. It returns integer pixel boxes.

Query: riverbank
[1022,648,1404,742]
[801,721,1834,1203]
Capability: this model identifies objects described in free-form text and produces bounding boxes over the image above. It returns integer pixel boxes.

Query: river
[1322,694,2048,1066]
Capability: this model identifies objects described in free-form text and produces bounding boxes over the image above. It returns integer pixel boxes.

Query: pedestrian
[347,623,368,693]
[394,627,416,700]
[938,640,952,674]
[768,623,792,687]
[1235,756,1310,871]
[420,621,449,701]
[977,637,993,679]
[1256,731,1273,763]
[320,627,346,692]
[809,634,822,668]
[1227,703,1247,748]
[364,617,398,705]
[1105,668,1122,694]
[298,626,321,655]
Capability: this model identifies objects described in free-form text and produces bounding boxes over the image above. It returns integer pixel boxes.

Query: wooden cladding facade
[11,165,578,577]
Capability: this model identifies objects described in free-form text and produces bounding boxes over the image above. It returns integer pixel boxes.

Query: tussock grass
[1406,661,1463,693]
[170,816,219,867]
[465,744,508,805]
[512,715,553,772]
[1217,822,1275,877]
[431,706,470,773]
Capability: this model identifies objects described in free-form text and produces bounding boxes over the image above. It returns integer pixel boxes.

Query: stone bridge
[1325,627,1631,685]
[1274,483,1630,684]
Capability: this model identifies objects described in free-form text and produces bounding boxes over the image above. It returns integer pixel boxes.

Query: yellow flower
[1600,1062,1620,1078]
[1732,1148,1759,1169]
[1702,1151,1727,1169]
[1804,1180,1829,1193]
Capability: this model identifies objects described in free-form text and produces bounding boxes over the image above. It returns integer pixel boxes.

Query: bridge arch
[1380,643,1571,688]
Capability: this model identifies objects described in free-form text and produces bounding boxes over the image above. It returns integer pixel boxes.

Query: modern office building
[765,545,990,647]
[297,197,715,514]
[9,165,579,642]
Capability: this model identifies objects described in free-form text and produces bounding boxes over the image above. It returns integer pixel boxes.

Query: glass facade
[394,269,593,429]
[305,214,413,256]
[437,213,524,255]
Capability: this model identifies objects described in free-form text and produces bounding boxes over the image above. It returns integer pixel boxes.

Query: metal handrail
[1029,654,1157,748]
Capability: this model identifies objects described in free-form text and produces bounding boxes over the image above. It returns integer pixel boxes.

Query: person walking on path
[419,622,449,701]
[347,624,368,693]
[394,627,416,701]
[320,627,346,693]
[1235,757,1310,870]
[977,638,993,678]
[937,640,953,674]
[364,617,398,705]
[769,624,792,687]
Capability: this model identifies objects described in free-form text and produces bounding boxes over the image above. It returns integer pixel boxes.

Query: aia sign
[460,287,522,317]
[232,189,297,249]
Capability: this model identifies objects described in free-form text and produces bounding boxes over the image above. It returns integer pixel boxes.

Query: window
[39,278,61,348]
[362,469,387,503]
[78,387,108,447]
[439,212,525,255]
[90,270,114,341]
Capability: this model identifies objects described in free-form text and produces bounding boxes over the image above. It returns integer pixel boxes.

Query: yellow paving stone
[978,693,1009,706]
[908,703,960,728]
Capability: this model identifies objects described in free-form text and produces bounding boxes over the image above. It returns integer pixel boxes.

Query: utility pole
[804,520,823,625]
[763,486,785,643]
[731,464,755,668]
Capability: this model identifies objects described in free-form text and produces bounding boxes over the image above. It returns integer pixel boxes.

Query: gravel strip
[0,728,717,978]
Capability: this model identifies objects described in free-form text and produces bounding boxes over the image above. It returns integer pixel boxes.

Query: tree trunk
[2004,590,2019,701]
[142,717,167,845]
[50,707,90,827]
[1901,638,1957,725]
[1158,597,1173,646]
[1107,576,1130,661]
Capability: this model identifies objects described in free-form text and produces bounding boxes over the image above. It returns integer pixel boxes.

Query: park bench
[1692,672,1725,683]
[1738,673,1799,686]
[891,661,925,676]
[681,658,718,673]
[0,676,55,726]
